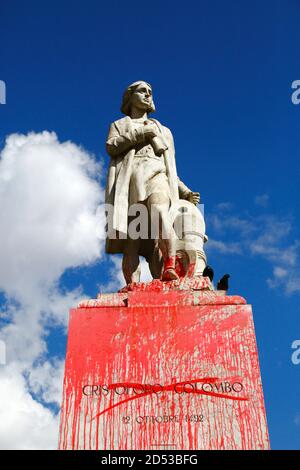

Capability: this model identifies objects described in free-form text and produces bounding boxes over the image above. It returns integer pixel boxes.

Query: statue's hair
[121,81,156,116]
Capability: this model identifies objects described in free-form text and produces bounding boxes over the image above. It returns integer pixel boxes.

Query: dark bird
[217,274,230,291]
[203,265,214,282]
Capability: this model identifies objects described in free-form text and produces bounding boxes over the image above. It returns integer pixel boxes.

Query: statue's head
[121,81,156,116]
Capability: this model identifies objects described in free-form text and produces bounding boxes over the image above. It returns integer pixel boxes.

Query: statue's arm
[178,177,192,199]
[106,122,144,157]
[178,177,201,204]
[164,127,197,200]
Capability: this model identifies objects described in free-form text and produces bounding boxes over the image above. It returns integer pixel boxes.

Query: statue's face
[130,82,153,112]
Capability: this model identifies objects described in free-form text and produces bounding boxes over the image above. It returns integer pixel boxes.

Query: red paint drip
[58,290,270,450]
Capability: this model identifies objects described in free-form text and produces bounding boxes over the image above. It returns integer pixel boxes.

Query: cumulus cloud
[0,131,104,301]
[0,365,59,450]
[26,359,65,406]
[0,131,105,449]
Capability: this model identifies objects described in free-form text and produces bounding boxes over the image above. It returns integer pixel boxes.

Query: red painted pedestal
[58,278,270,450]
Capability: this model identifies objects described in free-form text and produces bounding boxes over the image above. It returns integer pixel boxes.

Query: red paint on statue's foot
[162,268,179,281]
[175,256,186,278]
[162,256,179,281]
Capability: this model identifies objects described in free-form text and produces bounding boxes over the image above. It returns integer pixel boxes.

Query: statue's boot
[161,256,179,281]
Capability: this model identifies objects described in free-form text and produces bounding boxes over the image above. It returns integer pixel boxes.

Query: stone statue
[105,80,207,284]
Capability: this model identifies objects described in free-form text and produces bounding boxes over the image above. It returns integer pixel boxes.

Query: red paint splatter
[59,288,269,450]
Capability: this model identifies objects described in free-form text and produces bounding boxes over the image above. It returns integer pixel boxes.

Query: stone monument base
[58,278,270,450]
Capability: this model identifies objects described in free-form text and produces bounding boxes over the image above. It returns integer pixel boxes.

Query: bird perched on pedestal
[202,265,214,282]
[217,274,230,291]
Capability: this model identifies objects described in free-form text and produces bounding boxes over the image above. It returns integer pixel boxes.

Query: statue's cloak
[105,116,186,256]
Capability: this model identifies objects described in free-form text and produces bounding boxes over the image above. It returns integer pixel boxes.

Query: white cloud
[273,267,288,279]
[283,274,300,295]
[267,264,298,294]
[0,131,105,449]
[215,202,234,211]
[206,238,242,254]
[0,131,104,302]
[255,194,270,207]
[267,267,288,289]
[208,213,255,237]
[294,414,300,426]
[140,258,153,282]
[99,256,152,293]
[0,365,59,449]
[207,203,300,295]
[99,256,124,293]
[27,359,65,406]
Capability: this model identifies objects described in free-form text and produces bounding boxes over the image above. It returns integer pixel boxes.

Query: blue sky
[0,0,300,449]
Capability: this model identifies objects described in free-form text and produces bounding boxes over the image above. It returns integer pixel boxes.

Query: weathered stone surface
[105,81,206,284]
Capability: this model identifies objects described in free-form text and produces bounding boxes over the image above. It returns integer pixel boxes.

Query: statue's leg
[122,238,141,285]
[147,192,179,281]
[148,241,164,279]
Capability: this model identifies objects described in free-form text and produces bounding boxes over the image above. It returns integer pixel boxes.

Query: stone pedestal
[58,278,270,450]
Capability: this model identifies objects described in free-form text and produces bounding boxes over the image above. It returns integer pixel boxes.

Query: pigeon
[217,274,230,291]
[203,265,214,282]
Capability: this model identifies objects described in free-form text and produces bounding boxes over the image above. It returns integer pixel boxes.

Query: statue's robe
[105,116,191,256]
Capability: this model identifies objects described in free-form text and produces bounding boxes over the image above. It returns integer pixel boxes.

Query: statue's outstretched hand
[187,191,200,205]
